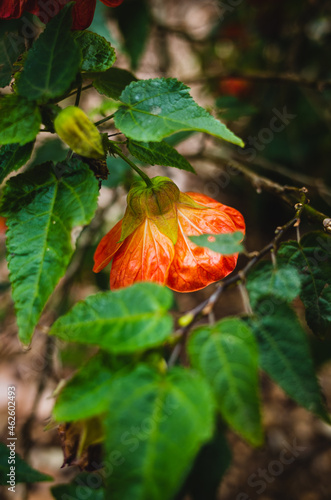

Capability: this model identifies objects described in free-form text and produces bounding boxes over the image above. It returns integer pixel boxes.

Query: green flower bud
[54,106,104,159]
[121,177,180,244]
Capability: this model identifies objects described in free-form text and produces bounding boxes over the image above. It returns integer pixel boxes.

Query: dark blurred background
[1,0,331,498]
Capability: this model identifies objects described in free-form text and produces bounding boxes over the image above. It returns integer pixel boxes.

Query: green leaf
[128,139,195,173]
[115,78,244,145]
[27,137,68,169]
[0,20,25,87]
[313,286,331,326]
[164,131,195,147]
[53,354,114,422]
[183,430,231,500]
[0,95,41,145]
[0,442,52,484]
[50,282,173,354]
[250,301,330,422]
[246,262,301,309]
[104,364,214,500]
[73,31,116,72]
[92,67,138,100]
[52,486,104,500]
[190,231,244,255]
[0,142,34,184]
[51,474,105,500]
[0,159,99,344]
[114,0,150,69]
[188,318,262,446]
[278,232,331,336]
[17,3,81,101]
[89,1,119,45]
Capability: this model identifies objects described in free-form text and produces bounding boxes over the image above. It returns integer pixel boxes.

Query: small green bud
[178,312,194,327]
[54,106,104,159]
[120,177,180,244]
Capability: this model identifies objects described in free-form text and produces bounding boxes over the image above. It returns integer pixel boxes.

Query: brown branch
[222,158,330,226]
[238,155,331,204]
[187,150,330,226]
[168,202,307,367]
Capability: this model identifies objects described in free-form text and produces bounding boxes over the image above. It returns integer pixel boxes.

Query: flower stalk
[110,144,153,188]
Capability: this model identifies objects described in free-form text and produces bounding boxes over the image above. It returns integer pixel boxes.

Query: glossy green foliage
[50,283,173,354]
[104,364,215,500]
[189,318,263,446]
[0,159,99,343]
[73,31,116,72]
[114,78,245,145]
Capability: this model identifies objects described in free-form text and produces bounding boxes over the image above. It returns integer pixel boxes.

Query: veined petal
[182,192,245,233]
[177,193,244,236]
[166,219,237,292]
[167,192,245,292]
[109,219,175,290]
[93,219,124,273]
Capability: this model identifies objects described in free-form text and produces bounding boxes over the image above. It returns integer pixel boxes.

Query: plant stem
[168,205,306,368]
[57,84,93,102]
[66,149,73,161]
[75,83,82,107]
[113,146,153,187]
[95,113,115,126]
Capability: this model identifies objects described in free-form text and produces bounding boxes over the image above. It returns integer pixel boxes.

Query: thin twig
[75,84,82,107]
[168,204,306,367]
[95,113,115,127]
[58,84,93,102]
[239,155,331,203]
[186,150,330,224]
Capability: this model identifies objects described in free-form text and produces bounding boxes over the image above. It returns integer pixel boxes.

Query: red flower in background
[93,177,245,293]
[0,0,123,30]
[219,78,252,99]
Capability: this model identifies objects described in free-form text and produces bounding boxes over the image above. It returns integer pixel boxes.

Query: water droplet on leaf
[150,105,162,115]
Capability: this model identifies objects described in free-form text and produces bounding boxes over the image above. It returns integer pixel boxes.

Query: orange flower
[93,177,245,292]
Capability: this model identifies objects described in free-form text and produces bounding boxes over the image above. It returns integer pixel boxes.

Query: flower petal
[166,193,245,292]
[93,219,124,273]
[109,219,174,290]
[99,0,124,6]
[183,192,246,233]
[177,193,245,237]
[0,0,37,18]
[166,219,237,292]
[31,0,96,29]
[72,0,97,30]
